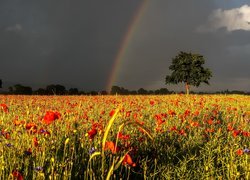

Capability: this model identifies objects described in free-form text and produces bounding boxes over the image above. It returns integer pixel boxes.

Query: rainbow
[106,0,149,92]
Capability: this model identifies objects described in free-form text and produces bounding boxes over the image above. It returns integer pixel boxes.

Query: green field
[0,95,250,179]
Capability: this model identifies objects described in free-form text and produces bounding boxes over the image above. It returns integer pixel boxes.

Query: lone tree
[165,51,212,94]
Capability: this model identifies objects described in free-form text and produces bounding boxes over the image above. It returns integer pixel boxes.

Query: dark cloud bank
[0,0,249,92]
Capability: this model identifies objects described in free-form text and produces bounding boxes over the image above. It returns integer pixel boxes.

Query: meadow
[0,94,249,179]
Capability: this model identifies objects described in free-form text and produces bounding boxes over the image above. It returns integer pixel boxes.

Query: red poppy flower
[33,137,39,147]
[170,126,177,132]
[25,122,37,134]
[190,121,199,127]
[150,100,155,106]
[100,110,105,115]
[242,131,250,137]
[26,122,37,130]
[88,128,97,140]
[122,154,136,167]
[125,111,131,118]
[193,110,200,116]
[0,104,8,113]
[232,130,241,137]
[135,119,144,125]
[1,130,10,139]
[13,119,25,126]
[12,170,23,180]
[109,110,115,117]
[179,129,186,136]
[227,123,234,131]
[236,149,243,156]
[168,110,176,116]
[105,141,120,154]
[92,122,102,130]
[43,111,61,125]
[184,110,191,117]
[205,128,214,133]
[207,119,213,125]
[117,132,130,140]
[155,114,165,126]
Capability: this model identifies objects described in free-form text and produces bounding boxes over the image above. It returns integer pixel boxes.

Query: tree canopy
[165,51,212,94]
[9,84,33,95]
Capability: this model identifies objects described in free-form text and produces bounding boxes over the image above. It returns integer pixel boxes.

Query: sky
[0,0,250,92]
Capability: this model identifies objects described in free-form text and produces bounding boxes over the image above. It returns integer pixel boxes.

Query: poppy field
[0,94,250,179]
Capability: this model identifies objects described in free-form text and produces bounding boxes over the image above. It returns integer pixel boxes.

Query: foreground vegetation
[0,94,250,179]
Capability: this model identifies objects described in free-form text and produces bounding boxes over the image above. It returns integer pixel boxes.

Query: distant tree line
[8,84,87,95]
[110,86,173,95]
[0,79,250,95]
[1,83,174,95]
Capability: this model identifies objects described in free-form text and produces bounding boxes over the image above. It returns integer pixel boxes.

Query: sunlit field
[0,94,250,179]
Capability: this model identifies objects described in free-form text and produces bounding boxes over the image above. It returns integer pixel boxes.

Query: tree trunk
[185,82,190,95]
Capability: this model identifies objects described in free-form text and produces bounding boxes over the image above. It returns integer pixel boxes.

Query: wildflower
[34,166,43,172]
[232,130,241,137]
[155,114,165,126]
[88,128,97,140]
[190,121,199,127]
[1,130,10,139]
[105,141,120,154]
[170,126,177,132]
[100,110,105,115]
[205,128,214,133]
[179,129,186,136]
[193,110,200,116]
[168,110,176,116]
[43,111,61,125]
[33,137,39,147]
[109,110,115,117]
[117,132,130,141]
[88,147,96,155]
[91,122,102,130]
[125,111,131,118]
[155,126,163,132]
[122,153,136,167]
[243,148,250,154]
[207,119,213,125]
[135,119,144,125]
[12,170,23,180]
[242,131,250,137]
[184,110,191,117]
[236,149,244,156]
[38,128,50,136]
[26,122,37,130]
[0,104,8,113]
[150,100,155,106]
[6,143,12,147]
[26,122,37,134]
[227,123,234,131]
[13,119,25,126]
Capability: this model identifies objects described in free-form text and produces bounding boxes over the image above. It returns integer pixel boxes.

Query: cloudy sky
[0,0,250,92]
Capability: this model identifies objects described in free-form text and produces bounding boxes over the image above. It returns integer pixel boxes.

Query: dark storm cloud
[0,0,143,90]
[0,0,250,92]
